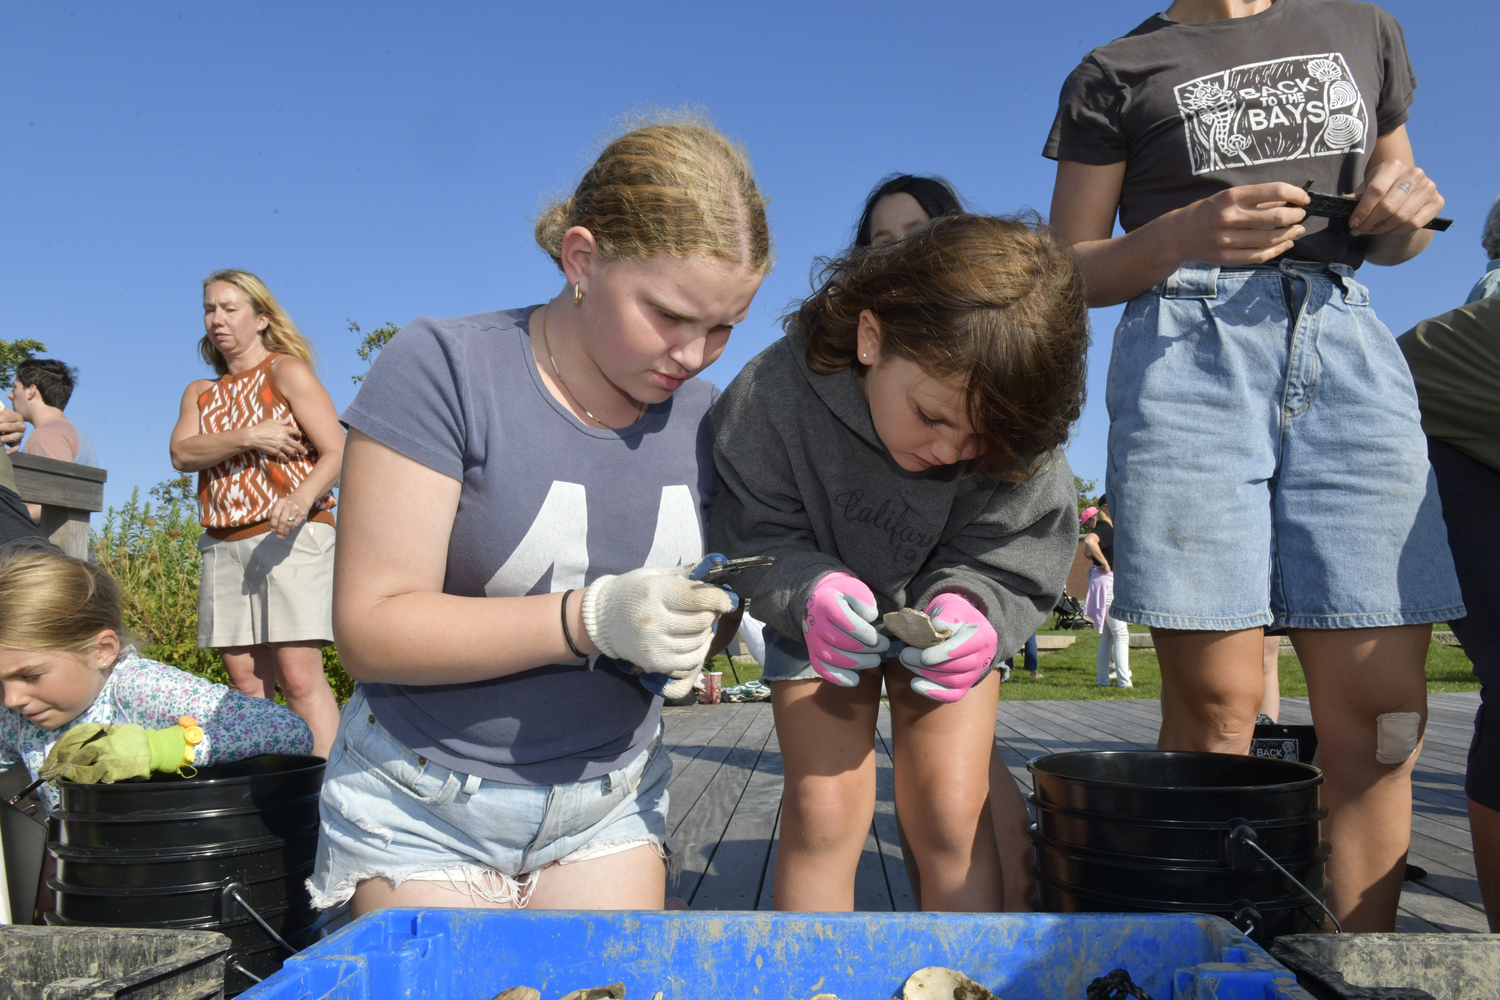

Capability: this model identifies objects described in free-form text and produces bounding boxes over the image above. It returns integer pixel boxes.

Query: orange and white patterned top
[196,353,336,540]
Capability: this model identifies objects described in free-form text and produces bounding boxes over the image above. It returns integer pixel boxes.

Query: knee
[1160,698,1259,752]
[274,660,334,700]
[902,784,989,856]
[784,776,871,849]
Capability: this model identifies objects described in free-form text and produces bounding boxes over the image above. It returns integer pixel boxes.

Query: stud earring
[573,283,583,305]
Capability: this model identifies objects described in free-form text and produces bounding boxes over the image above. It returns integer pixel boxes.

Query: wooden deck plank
[756,800,783,911]
[676,705,777,904]
[872,704,917,911]
[853,820,894,911]
[660,691,1486,929]
[665,705,761,832]
[691,721,785,911]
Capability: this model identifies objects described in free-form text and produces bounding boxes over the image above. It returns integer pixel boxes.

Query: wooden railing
[11,453,107,560]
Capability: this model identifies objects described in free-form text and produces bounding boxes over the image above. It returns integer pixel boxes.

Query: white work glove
[581,566,735,677]
[659,665,704,701]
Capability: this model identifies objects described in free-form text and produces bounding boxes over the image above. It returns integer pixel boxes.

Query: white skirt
[197,521,335,648]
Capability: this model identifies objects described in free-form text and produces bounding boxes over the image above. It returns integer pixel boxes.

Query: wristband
[559,590,587,660]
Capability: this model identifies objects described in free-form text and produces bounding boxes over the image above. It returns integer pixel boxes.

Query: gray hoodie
[708,329,1078,654]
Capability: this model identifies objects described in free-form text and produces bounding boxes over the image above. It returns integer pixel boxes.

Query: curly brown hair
[793,213,1089,480]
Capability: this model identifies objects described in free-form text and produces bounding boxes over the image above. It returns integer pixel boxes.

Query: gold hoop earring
[573,283,583,305]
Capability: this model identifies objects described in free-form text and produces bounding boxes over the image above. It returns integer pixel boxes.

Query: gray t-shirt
[341,308,717,785]
[1044,0,1415,267]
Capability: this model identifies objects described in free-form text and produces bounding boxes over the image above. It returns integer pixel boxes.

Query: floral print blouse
[0,647,313,812]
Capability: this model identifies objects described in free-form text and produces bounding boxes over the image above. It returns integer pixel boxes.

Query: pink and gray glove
[898,593,998,703]
[802,572,890,687]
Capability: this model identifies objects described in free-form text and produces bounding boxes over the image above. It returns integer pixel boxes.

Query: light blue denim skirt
[1104,259,1464,632]
[308,687,673,909]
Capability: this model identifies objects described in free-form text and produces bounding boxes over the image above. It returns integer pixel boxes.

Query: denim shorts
[1104,259,1464,631]
[759,628,911,682]
[307,687,674,910]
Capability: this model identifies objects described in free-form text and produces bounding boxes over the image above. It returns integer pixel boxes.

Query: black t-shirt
[1090,520,1115,569]
[1044,0,1416,267]
[0,487,47,549]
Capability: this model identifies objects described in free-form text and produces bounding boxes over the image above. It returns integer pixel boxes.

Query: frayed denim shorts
[1104,259,1464,632]
[759,629,912,683]
[307,687,674,910]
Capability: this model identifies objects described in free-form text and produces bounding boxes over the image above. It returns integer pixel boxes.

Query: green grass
[706,620,1479,702]
[1002,617,1479,701]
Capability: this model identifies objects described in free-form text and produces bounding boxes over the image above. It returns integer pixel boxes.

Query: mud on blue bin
[238,910,1314,1000]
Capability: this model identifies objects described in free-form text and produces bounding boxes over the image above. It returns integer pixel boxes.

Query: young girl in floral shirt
[0,543,313,813]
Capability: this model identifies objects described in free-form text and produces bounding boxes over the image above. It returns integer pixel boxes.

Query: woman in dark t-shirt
[1044,0,1463,931]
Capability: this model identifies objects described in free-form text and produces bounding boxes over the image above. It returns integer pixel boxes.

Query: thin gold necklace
[539,303,645,430]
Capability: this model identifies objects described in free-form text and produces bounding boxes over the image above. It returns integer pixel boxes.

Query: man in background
[7,358,99,521]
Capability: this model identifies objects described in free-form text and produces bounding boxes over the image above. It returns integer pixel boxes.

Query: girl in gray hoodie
[709,214,1088,911]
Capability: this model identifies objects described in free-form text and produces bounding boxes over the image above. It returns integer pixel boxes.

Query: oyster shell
[901,967,1000,1000]
[882,608,954,649]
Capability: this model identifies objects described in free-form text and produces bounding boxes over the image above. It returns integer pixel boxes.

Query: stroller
[1054,593,1091,630]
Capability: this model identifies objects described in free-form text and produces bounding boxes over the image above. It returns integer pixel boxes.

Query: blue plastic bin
[240,909,1313,1000]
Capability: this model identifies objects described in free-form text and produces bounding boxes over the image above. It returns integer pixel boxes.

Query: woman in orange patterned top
[169,269,343,757]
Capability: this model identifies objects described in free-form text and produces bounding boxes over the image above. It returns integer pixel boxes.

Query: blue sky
[3,1,1496,512]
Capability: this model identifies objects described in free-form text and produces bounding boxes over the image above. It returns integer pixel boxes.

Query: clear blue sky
[4,1,1496,512]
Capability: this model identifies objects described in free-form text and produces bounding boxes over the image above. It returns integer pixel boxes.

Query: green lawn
[708,618,1478,702]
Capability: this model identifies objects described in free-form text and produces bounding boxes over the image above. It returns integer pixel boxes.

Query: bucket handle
[219,881,299,954]
[1227,821,1341,933]
[232,962,264,984]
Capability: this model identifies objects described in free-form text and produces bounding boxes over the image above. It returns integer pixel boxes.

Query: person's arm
[332,428,605,685]
[116,658,313,763]
[705,371,851,642]
[168,379,306,473]
[1082,532,1111,574]
[1049,161,1310,308]
[265,357,346,538]
[1350,125,1443,266]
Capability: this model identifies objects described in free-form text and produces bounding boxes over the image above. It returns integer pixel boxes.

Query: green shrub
[93,487,355,701]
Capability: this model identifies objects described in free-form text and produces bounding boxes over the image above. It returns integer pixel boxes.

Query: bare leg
[1258,636,1282,722]
[349,844,666,917]
[1468,797,1500,932]
[770,673,882,910]
[901,744,1037,912]
[887,666,1004,911]
[1296,625,1430,931]
[989,744,1037,910]
[1154,628,1265,752]
[271,641,341,759]
[219,645,276,699]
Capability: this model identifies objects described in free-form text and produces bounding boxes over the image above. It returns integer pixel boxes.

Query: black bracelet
[559,589,587,659]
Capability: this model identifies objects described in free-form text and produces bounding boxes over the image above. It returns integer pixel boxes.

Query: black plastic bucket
[48,754,324,995]
[52,829,318,890]
[1028,750,1330,942]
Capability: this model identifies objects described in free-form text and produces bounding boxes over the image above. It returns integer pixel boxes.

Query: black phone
[1301,180,1452,232]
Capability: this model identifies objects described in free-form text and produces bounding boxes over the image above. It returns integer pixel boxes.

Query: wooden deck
[662,693,1490,933]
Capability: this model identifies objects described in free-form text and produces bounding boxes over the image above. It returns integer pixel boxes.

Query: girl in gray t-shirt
[710,213,1086,912]
[308,118,772,917]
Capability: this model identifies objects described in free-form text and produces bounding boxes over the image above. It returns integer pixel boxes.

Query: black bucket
[1028,750,1330,942]
[48,754,325,995]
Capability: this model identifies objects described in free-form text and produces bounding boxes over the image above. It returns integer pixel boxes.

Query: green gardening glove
[39,723,190,784]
